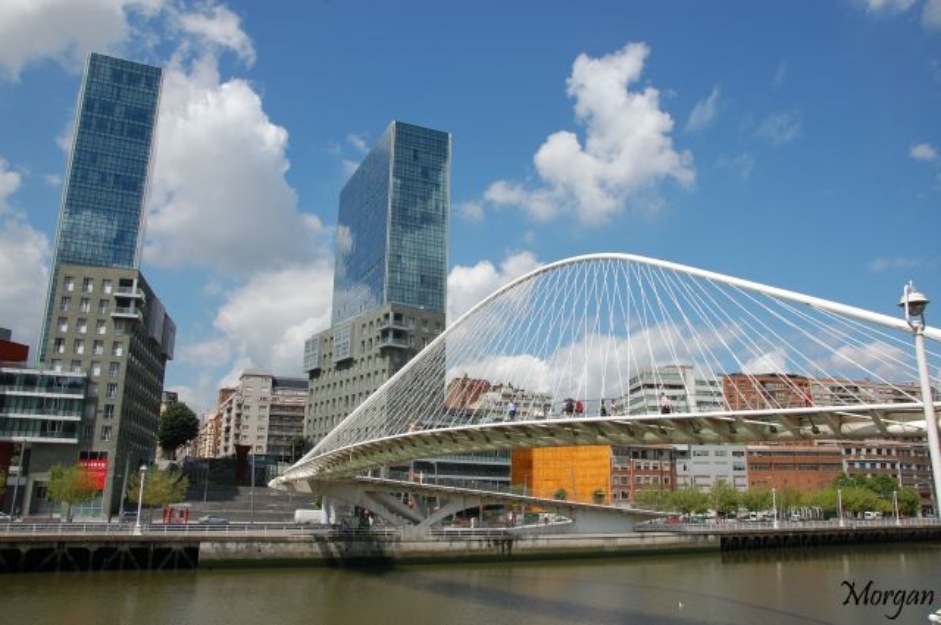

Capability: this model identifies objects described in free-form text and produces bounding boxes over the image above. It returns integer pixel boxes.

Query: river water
[2,544,939,625]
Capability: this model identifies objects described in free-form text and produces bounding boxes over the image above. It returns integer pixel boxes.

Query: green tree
[553,488,567,501]
[633,488,672,510]
[740,486,772,513]
[288,435,312,462]
[670,487,709,516]
[592,488,606,505]
[48,463,99,522]
[127,467,189,519]
[158,402,200,460]
[709,480,740,519]
[897,487,921,516]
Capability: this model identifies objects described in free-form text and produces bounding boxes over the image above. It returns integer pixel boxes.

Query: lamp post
[133,464,147,536]
[837,488,844,527]
[899,282,941,517]
[893,489,900,526]
[771,487,778,529]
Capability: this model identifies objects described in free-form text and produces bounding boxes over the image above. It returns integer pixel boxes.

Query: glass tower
[40,53,162,361]
[332,121,451,324]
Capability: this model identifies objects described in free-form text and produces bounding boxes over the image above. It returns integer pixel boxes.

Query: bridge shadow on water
[334,555,836,625]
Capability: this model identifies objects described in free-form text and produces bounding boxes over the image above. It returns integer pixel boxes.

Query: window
[114,319,125,336]
[77,318,88,334]
[96,320,107,335]
[50,359,63,372]
[102,279,113,294]
[106,382,117,398]
[90,362,101,377]
[104,404,115,419]
[83,425,93,440]
[65,277,75,292]
[100,425,112,441]
[98,299,109,314]
[111,342,123,356]
[59,296,70,312]
[54,338,66,354]
[57,317,68,332]
[109,362,120,377]
[80,298,91,313]
[82,278,94,293]
[93,340,104,355]
[71,360,82,373]
[73,339,85,354]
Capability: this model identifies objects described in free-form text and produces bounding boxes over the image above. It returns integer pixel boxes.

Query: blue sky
[0,0,939,414]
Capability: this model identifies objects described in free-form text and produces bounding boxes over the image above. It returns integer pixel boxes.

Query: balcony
[111,306,143,321]
[114,285,146,300]
[378,335,410,350]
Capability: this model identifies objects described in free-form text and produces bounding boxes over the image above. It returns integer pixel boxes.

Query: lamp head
[899,282,929,320]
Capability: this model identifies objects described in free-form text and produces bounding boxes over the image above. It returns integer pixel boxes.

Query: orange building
[511,446,611,504]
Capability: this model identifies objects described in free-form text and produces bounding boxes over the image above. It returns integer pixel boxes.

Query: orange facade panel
[512,446,612,504]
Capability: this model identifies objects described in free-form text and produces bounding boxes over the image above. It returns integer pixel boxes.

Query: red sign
[79,458,108,490]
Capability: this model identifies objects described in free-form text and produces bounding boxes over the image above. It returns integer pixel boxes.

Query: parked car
[196,515,229,525]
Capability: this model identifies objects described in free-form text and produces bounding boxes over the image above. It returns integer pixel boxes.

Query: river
[2,543,939,625]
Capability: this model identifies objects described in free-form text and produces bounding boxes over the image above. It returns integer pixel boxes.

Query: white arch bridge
[272,254,941,531]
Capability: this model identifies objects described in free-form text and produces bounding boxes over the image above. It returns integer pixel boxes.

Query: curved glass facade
[332,122,450,324]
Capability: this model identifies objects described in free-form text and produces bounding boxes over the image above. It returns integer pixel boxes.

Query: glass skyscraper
[332,121,451,324]
[40,53,162,361]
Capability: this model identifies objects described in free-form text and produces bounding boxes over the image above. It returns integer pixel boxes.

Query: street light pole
[893,489,900,526]
[772,487,778,529]
[899,282,941,516]
[837,488,844,527]
[133,464,147,536]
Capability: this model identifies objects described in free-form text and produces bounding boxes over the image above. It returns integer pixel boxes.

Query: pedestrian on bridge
[507,400,518,420]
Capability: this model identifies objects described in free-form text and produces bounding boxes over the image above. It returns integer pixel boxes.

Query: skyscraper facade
[305,121,451,446]
[27,53,174,519]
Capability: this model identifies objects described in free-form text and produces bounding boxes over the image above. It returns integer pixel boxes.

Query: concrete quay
[2,520,940,573]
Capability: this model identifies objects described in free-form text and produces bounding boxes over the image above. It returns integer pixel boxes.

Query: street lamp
[133,464,147,536]
[899,282,941,517]
[771,487,779,529]
[837,488,844,528]
[893,489,900,526]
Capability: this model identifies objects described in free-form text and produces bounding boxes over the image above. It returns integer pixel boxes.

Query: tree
[127,467,189,518]
[288,435,312,462]
[709,480,740,519]
[592,488,606,505]
[48,464,99,522]
[897,487,921,516]
[670,487,709,516]
[740,486,773,513]
[158,402,200,459]
[553,488,567,501]
[634,488,672,510]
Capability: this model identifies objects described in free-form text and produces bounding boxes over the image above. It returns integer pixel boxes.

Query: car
[196,515,229,525]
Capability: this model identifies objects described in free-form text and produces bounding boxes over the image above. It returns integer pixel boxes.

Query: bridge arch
[277,253,940,486]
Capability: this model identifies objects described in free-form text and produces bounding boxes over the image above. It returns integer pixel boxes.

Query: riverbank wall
[199,531,716,568]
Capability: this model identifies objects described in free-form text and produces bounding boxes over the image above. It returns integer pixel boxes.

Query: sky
[0,0,939,416]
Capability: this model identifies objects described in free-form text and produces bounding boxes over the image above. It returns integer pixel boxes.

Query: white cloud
[869,256,923,272]
[178,3,255,65]
[213,260,335,377]
[456,200,485,222]
[741,349,788,375]
[863,0,917,14]
[757,110,801,146]
[485,42,694,226]
[0,158,50,348]
[144,54,325,276]
[447,251,542,322]
[685,85,721,132]
[717,153,756,181]
[926,0,941,29]
[772,61,788,89]
[0,0,158,81]
[346,133,369,153]
[910,142,939,162]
